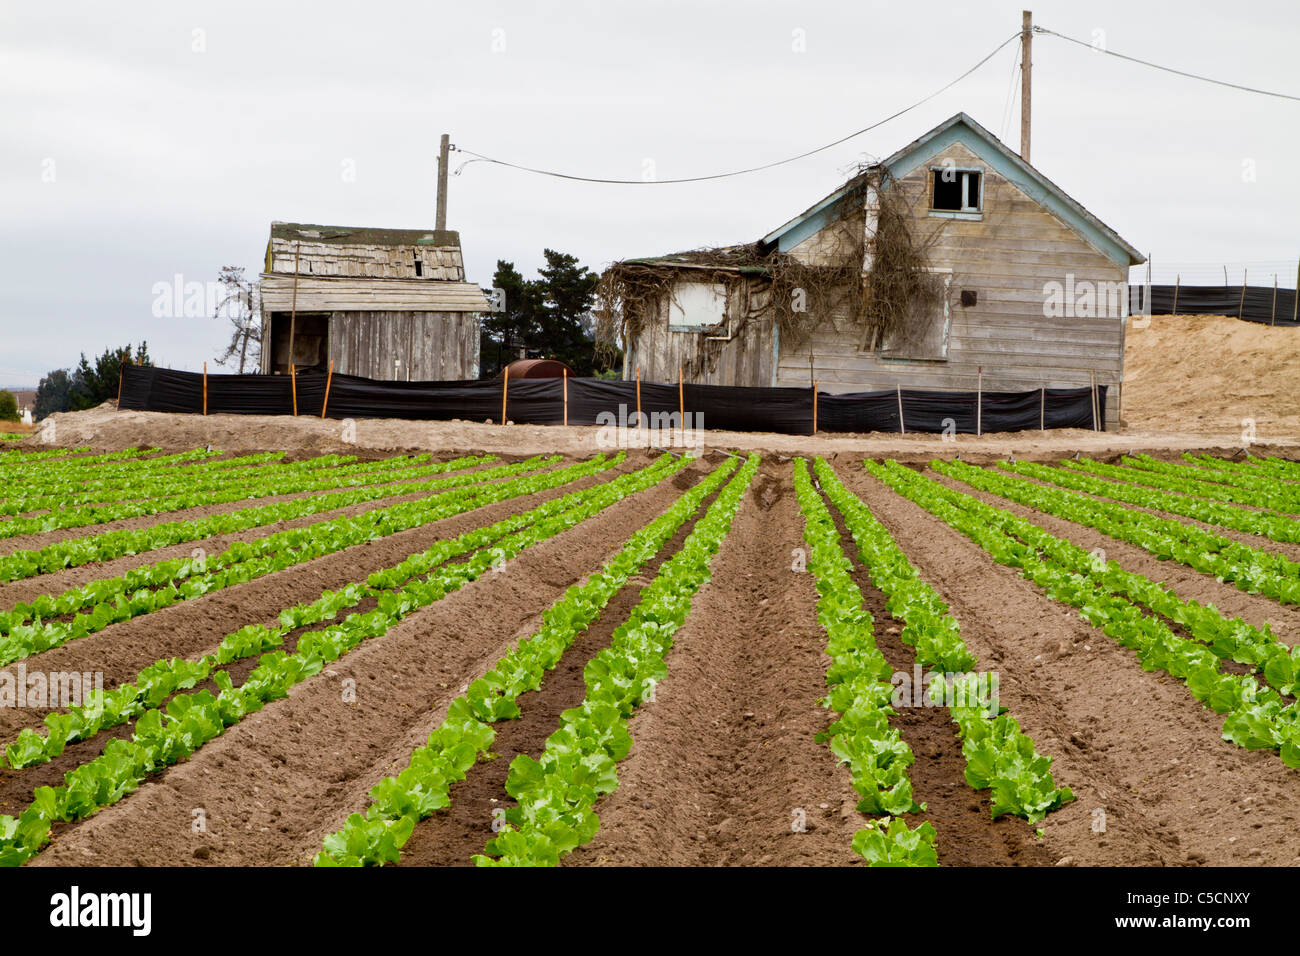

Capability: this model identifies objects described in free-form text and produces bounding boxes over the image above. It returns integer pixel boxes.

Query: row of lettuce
[2,453,626,769]
[793,458,1074,866]
[872,458,1300,768]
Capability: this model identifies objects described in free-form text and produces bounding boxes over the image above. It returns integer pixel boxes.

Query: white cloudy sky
[2,0,1298,385]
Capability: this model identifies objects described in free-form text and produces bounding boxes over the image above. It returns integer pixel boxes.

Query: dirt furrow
[833,457,1300,866]
[566,463,867,866]
[27,456,714,866]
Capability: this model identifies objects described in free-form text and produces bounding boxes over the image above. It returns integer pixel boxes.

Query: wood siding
[624,281,775,387]
[260,275,489,312]
[327,311,480,381]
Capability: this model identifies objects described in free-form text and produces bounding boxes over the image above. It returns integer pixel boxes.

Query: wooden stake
[1238,269,1247,319]
[562,367,568,426]
[321,360,334,418]
[1272,274,1278,326]
[1089,370,1098,431]
[896,383,905,435]
[1040,385,1046,432]
[501,365,508,426]
[203,362,208,416]
[288,244,301,376]
[290,364,297,416]
[117,364,123,403]
[976,367,983,437]
[678,365,684,441]
[1172,274,1180,315]
[635,366,641,429]
[1294,258,1300,324]
[812,380,818,435]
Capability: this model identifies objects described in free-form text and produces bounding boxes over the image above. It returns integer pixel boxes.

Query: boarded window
[880,273,951,360]
[668,282,727,328]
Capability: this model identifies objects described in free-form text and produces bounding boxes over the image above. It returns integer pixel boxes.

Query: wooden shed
[258,222,489,380]
[603,113,1145,429]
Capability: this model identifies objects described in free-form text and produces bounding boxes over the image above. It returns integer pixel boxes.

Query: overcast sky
[2,0,1298,385]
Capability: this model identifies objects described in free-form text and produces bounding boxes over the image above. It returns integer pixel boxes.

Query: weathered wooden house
[604,113,1144,429]
[259,222,489,380]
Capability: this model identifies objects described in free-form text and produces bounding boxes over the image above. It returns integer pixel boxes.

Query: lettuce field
[1,443,1299,867]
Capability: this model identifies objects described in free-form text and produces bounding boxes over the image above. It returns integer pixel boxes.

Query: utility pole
[1020,10,1032,163]
[436,133,450,231]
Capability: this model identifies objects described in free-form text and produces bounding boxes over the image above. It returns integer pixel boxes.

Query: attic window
[931,168,982,216]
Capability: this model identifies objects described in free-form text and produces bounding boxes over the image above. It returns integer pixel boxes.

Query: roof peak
[762,111,1144,267]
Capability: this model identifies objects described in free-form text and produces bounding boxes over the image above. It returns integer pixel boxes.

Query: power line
[452,30,1023,185]
[1035,25,1300,102]
[998,47,1021,142]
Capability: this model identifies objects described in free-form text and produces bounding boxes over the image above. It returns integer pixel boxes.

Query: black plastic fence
[119,365,1107,435]
[1144,284,1299,326]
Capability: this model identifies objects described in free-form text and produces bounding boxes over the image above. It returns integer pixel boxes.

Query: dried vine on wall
[595,165,949,373]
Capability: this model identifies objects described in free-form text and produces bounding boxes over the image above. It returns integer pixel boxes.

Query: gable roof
[762,112,1145,268]
[263,221,467,282]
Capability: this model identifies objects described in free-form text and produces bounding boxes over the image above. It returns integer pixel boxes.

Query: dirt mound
[1124,314,1299,439]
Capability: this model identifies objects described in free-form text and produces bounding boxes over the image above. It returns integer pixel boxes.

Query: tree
[478,250,604,377]
[480,260,543,378]
[534,249,601,373]
[34,369,73,421]
[0,391,17,423]
[213,265,262,373]
[70,342,153,410]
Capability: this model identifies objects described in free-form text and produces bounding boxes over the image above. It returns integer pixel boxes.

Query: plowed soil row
[29,455,716,866]
[834,459,1300,866]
